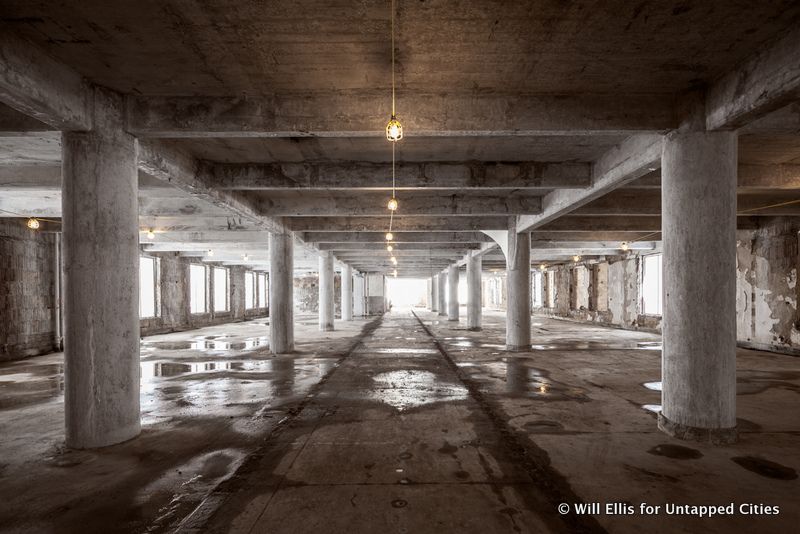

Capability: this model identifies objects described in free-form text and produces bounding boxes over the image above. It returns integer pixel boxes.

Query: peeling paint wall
[736,218,800,354]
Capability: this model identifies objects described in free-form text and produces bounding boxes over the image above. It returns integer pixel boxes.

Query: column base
[320,326,334,332]
[657,413,737,445]
[505,344,530,352]
[467,327,482,332]
[448,318,459,322]
[437,312,447,317]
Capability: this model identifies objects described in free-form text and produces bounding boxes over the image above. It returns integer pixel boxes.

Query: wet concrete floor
[0,309,798,533]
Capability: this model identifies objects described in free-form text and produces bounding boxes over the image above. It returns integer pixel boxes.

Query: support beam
[208,161,591,190]
[506,227,531,350]
[303,232,493,244]
[319,251,334,331]
[256,191,542,216]
[289,216,510,232]
[659,130,738,444]
[447,265,459,322]
[62,89,139,449]
[706,25,800,130]
[319,243,479,251]
[517,134,663,233]
[467,253,482,331]
[0,32,90,130]
[269,232,294,354]
[341,264,353,321]
[126,93,677,138]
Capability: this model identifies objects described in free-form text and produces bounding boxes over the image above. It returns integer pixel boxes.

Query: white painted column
[62,89,140,449]
[660,130,738,444]
[341,264,353,321]
[437,272,447,316]
[269,231,294,354]
[319,251,334,331]
[467,253,482,331]
[447,265,459,321]
[431,276,439,313]
[506,228,531,350]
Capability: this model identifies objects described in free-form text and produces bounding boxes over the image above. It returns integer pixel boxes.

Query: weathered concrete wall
[294,274,342,315]
[736,218,800,354]
[0,219,59,361]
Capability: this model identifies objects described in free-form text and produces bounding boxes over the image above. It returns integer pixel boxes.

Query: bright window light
[139,256,159,318]
[641,254,662,315]
[213,267,229,312]
[245,271,255,310]
[190,264,207,314]
[258,273,268,308]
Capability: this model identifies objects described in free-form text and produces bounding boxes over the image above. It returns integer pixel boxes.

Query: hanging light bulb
[146,229,155,239]
[391,256,398,265]
[620,242,630,252]
[573,255,581,263]
[387,197,399,211]
[386,232,393,241]
[26,217,40,230]
[207,249,214,257]
[242,253,249,261]
[386,115,403,142]
[539,264,546,271]
[393,269,398,277]
[387,244,393,252]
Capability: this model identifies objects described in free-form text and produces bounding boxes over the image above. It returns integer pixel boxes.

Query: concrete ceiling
[1,1,799,276]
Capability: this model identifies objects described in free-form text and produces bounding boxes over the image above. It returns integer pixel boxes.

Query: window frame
[245,271,256,310]
[189,264,208,314]
[213,266,230,313]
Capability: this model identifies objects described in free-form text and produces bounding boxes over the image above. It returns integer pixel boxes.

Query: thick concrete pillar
[437,272,447,316]
[467,253,482,331]
[62,89,140,449]
[506,228,531,350]
[319,252,334,331]
[447,265,459,321]
[659,130,738,444]
[427,279,433,310]
[431,276,439,312]
[341,264,353,321]
[269,231,294,354]
[353,273,365,317]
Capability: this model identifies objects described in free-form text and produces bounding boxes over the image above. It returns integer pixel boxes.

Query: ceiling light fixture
[385,232,394,241]
[26,217,40,230]
[146,229,155,239]
[386,0,402,142]
[393,269,398,277]
[573,255,581,263]
[539,264,546,271]
[387,196,398,211]
[620,242,629,252]
[391,256,398,265]
[207,249,214,257]
[387,244,393,251]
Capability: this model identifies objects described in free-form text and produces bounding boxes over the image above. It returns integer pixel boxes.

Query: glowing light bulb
[620,242,629,252]
[573,255,581,262]
[391,256,397,265]
[386,115,403,141]
[387,197,398,211]
[146,229,155,239]
[385,232,394,241]
[387,245,393,252]
[242,253,249,260]
[393,270,398,277]
[207,249,214,257]
[26,218,40,230]
[539,264,546,271]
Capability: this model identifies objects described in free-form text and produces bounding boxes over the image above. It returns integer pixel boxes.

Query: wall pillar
[447,265,459,321]
[62,89,140,448]
[319,251,334,331]
[659,130,738,444]
[341,264,353,321]
[269,231,294,353]
[506,227,531,350]
[437,272,447,316]
[467,253,482,331]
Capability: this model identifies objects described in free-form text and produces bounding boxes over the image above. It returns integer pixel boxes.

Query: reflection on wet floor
[142,336,269,352]
[529,341,662,351]
[366,369,469,411]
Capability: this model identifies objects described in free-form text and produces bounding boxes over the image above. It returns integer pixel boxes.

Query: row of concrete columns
[62,120,736,449]
[427,258,483,331]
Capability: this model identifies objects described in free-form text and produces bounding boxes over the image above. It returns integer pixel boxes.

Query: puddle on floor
[366,370,468,411]
[643,381,662,391]
[142,336,269,352]
[647,444,703,460]
[731,456,798,480]
[503,360,590,402]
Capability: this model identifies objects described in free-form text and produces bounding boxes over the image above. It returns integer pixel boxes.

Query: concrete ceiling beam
[288,216,510,232]
[255,191,542,217]
[126,92,678,138]
[302,232,493,243]
[207,161,591,190]
[516,134,663,233]
[706,24,800,130]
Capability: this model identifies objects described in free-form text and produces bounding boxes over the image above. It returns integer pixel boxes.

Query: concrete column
[353,273,365,317]
[427,279,433,310]
[341,264,353,321]
[437,272,447,316]
[467,253,482,331]
[431,276,439,312]
[319,251,334,331]
[62,89,139,449]
[506,228,531,350]
[447,265,459,321]
[269,231,294,354]
[659,130,738,444]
